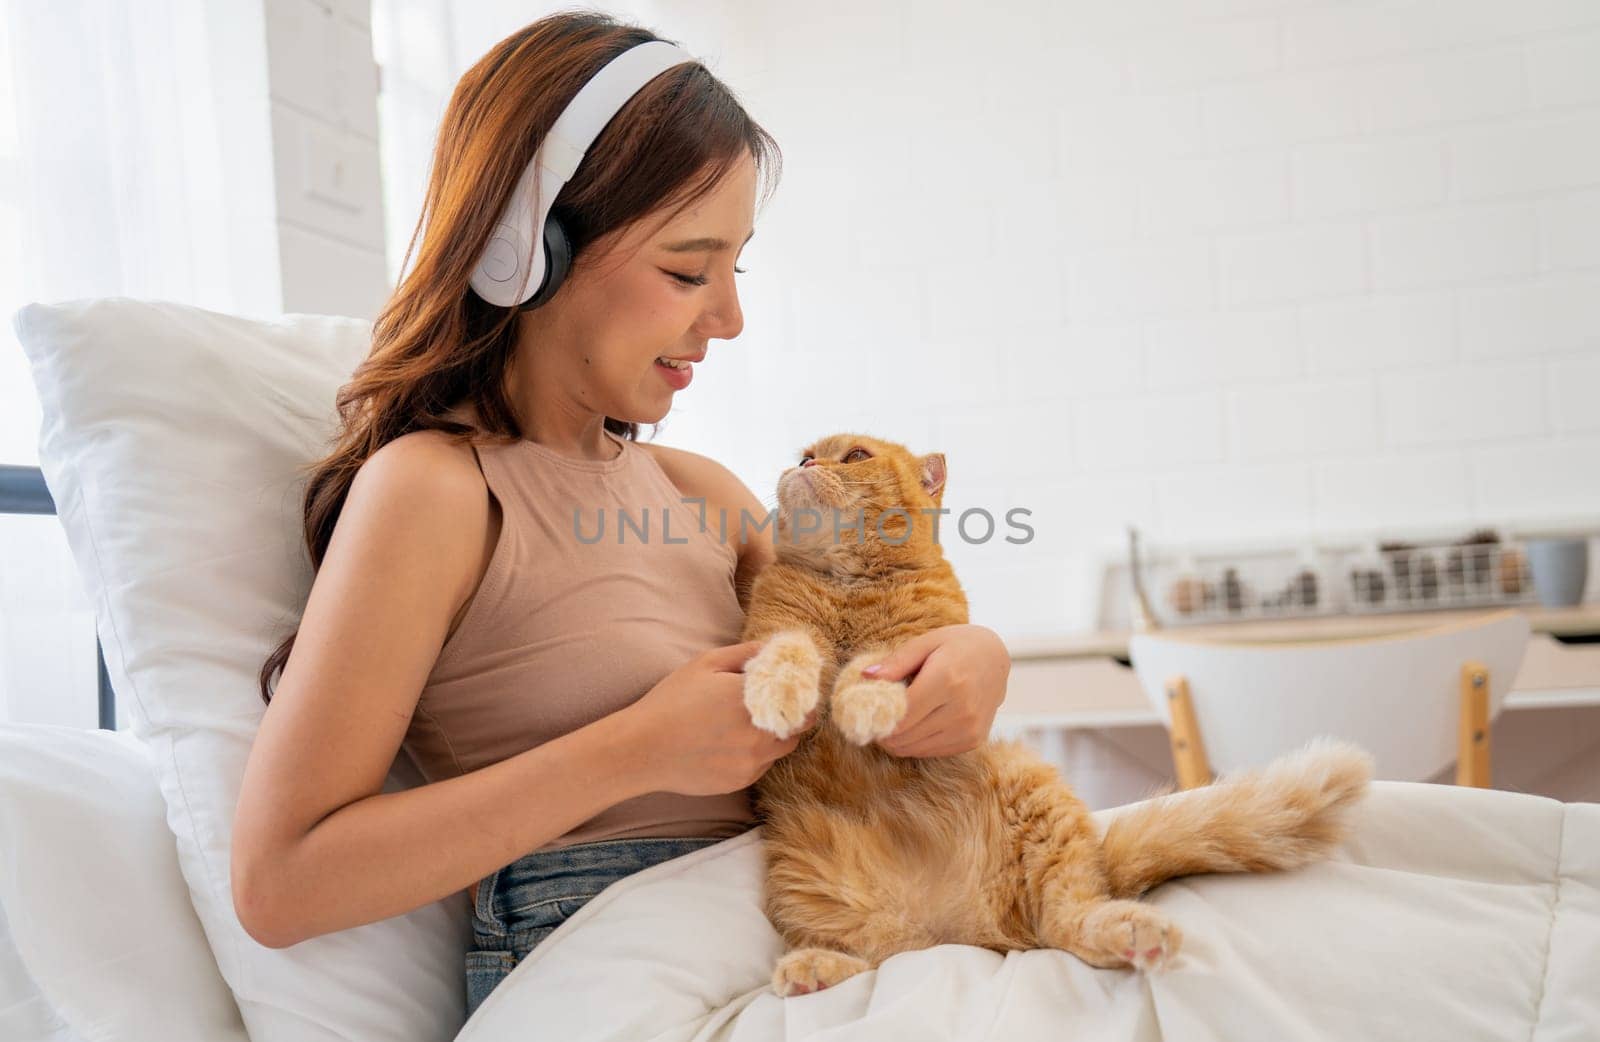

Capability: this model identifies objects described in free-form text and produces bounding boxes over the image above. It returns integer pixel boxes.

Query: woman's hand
[861,624,1011,759]
[622,641,812,796]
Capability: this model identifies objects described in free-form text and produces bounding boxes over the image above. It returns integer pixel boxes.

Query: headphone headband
[470,40,698,308]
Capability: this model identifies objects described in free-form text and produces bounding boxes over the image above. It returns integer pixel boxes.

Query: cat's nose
[800,459,817,468]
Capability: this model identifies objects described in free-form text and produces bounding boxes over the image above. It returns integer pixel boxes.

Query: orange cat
[740,433,1375,996]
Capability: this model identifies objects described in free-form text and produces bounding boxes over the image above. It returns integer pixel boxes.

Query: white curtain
[2,0,262,465]
[1,0,249,725]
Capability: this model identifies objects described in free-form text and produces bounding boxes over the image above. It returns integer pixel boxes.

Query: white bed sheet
[0,902,88,1042]
[456,780,1599,1042]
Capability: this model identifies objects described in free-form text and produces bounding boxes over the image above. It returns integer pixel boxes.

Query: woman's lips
[654,357,693,390]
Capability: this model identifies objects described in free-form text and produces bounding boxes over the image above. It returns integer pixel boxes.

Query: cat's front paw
[743,631,823,739]
[772,947,869,996]
[832,678,907,745]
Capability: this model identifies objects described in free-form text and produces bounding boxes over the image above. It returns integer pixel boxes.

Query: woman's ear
[919,452,946,500]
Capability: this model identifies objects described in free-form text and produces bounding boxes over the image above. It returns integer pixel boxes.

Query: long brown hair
[258,10,781,703]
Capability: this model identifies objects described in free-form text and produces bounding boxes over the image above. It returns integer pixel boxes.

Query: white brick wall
[373,1,1600,639]
[734,0,1600,638]
[265,0,388,318]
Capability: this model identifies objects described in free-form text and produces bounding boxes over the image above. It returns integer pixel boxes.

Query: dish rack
[1142,547,1337,626]
[1344,535,1532,615]
[1134,529,1537,627]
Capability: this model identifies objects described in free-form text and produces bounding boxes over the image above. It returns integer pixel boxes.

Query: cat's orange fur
[741,433,1375,997]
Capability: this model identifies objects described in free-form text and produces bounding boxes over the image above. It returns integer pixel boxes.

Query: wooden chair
[1128,611,1531,789]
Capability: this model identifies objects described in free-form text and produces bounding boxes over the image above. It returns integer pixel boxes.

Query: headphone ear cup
[527,214,573,309]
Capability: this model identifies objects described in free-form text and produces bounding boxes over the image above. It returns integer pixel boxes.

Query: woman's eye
[669,268,748,287]
[844,449,870,463]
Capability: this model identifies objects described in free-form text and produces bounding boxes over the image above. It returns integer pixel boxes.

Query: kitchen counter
[1006,603,1600,661]
[998,603,1600,730]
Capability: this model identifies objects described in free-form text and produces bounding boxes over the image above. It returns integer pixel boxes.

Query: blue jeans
[464,835,725,1019]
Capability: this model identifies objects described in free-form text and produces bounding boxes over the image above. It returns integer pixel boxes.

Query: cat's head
[771,433,948,574]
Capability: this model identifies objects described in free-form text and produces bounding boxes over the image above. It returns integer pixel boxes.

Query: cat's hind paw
[1085,900,1182,973]
[772,947,869,996]
[743,631,823,739]
[831,678,907,745]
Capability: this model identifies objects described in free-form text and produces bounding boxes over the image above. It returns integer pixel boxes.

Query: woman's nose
[698,278,744,340]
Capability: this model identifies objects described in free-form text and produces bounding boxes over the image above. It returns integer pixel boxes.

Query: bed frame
[0,463,116,730]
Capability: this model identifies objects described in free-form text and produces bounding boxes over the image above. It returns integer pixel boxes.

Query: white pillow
[0,723,249,1042]
[14,298,471,1042]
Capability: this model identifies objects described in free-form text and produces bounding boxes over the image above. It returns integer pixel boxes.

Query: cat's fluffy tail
[1099,736,1376,900]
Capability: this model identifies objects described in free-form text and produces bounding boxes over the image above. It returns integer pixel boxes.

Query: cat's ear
[919,453,947,499]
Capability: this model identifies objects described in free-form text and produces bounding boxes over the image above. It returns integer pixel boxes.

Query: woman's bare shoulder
[636,442,746,500]
[347,430,491,584]
[358,428,483,504]
[638,441,775,592]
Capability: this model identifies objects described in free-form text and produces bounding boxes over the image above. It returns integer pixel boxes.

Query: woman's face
[515,151,757,426]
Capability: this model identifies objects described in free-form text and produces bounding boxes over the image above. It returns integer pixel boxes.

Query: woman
[230,11,1011,1018]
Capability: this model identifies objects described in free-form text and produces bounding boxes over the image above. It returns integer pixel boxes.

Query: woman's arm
[861,624,1013,758]
[232,433,688,949]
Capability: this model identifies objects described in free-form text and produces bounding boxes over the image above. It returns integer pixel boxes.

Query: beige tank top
[400,426,755,851]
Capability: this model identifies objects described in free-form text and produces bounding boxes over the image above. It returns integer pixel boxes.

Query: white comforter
[455,781,1599,1042]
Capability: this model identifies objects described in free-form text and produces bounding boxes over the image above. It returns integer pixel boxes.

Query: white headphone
[469,40,699,309]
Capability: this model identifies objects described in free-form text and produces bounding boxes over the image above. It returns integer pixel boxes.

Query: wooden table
[998,605,1600,731]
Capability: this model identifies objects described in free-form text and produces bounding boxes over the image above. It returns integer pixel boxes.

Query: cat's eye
[844,448,871,463]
